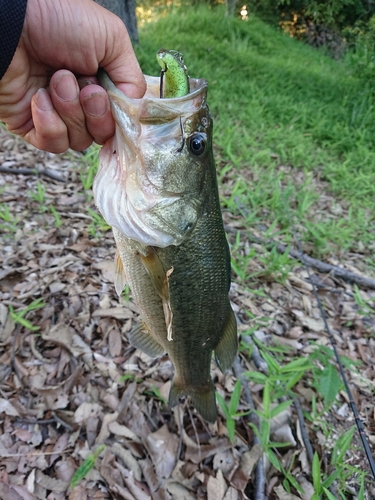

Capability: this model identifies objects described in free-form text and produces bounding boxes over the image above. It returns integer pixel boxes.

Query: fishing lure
[156,49,190,98]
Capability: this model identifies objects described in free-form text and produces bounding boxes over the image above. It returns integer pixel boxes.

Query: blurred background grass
[133,3,375,259]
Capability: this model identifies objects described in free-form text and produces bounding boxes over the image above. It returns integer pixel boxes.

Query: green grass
[135,5,375,258]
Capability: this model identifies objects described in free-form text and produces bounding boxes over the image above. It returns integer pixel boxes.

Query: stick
[0,166,66,182]
[242,336,269,375]
[233,356,265,500]
[294,398,314,463]
[225,226,375,290]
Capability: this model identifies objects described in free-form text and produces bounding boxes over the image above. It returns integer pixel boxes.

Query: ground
[0,126,374,499]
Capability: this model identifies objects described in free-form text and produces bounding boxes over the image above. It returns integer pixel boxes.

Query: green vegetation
[70,445,106,489]
[0,203,19,234]
[244,338,366,497]
[216,379,249,441]
[136,5,375,258]
[28,180,47,207]
[8,298,45,332]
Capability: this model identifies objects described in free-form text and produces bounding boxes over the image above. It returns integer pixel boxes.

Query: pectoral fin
[139,248,174,341]
[214,308,238,372]
[114,251,127,296]
[129,321,165,358]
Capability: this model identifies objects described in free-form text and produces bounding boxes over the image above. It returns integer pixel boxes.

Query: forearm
[0,0,28,79]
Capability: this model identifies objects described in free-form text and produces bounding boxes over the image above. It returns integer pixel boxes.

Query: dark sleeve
[0,0,28,80]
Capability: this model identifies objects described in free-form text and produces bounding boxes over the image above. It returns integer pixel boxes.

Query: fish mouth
[93,73,210,248]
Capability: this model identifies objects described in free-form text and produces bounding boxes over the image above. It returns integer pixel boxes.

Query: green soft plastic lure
[156,49,190,98]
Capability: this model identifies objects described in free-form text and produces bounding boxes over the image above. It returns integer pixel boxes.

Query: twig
[233,356,265,500]
[254,456,266,500]
[176,405,183,461]
[242,336,269,375]
[0,196,22,203]
[233,356,256,413]
[0,166,66,182]
[225,226,375,290]
[52,412,74,431]
[11,325,24,390]
[16,413,73,431]
[187,406,201,462]
[17,418,56,425]
[294,398,314,463]
[1,450,71,458]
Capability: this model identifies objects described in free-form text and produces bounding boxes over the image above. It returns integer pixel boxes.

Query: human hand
[0,0,146,153]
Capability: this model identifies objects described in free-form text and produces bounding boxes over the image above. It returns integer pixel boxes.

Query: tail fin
[169,379,217,424]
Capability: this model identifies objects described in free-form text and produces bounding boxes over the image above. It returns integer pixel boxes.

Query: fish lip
[142,75,208,101]
[104,74,208,125]
[94,72,209,248]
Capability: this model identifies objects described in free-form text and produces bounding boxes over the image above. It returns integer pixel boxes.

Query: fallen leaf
[108,421,141,442]
[92,307,133,320]
[74,402,101,424]
[223,486,239,500]
[274,484,301,499]
[146,424,179,478]
[108,329,122,357]
[111,443,142,482]
[213,449,236,475]
[271,424,297,446]
[166,480,196,500]
[0,398,20,416]
[207,469,227,500]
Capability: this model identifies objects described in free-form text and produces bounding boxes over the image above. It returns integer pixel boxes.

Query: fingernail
[82,93,108,117]
[54,74,79,101]
[35,88,53,111]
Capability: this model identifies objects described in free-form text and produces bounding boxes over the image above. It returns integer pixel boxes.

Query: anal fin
[214,308,238,372]
[129,321,165,358]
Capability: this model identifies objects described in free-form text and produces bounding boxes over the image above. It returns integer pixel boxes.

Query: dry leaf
[223,486,239,500]
[146,424,179,478]
[74,402,101,424]
[298,476,315,500]
[92,307,133,320]
[207,469,227,500]
[274,484,301,499]
[108,329,122,357]
[34,469,69,493]
[0,398,20,416]
[108,421,141,442]
[111,443,142,482]
[95,411,119,444]
[271,424,297,446]
[292,310,325,332]
[166,480,196,500]
[213,449,236,475]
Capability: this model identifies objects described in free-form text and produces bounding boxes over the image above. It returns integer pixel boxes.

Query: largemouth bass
[93,52,237,423]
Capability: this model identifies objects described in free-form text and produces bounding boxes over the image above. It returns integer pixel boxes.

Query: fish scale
[94,53,237,422]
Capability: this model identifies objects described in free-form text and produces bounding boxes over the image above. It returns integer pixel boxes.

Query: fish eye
[189,133,206,156]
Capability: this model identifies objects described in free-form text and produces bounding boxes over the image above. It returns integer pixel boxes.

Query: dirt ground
[1,126,374,499]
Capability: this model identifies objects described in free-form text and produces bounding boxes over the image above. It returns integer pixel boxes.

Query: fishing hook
[176,117,185,153]
[159,68,167,99]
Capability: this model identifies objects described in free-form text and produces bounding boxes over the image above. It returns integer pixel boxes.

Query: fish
[93,51,237,423]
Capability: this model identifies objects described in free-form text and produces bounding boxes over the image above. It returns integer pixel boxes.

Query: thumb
[98,12,146,98]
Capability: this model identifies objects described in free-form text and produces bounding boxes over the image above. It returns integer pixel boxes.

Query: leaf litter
[0,126,374,499]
